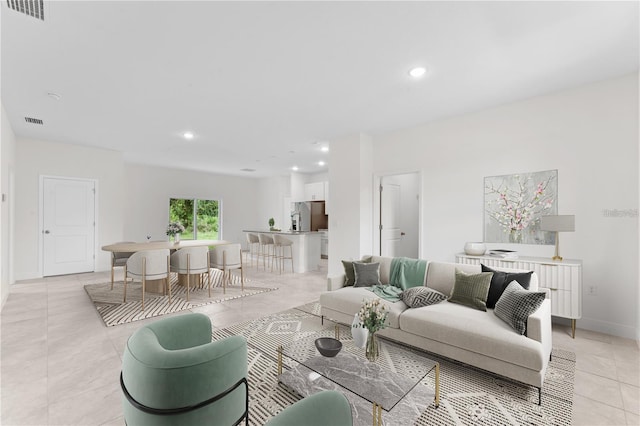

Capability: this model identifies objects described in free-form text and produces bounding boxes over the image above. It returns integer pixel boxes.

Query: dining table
[102,239,230,292]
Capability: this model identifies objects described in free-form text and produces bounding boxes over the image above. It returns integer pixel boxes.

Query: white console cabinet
[456,253,583,338]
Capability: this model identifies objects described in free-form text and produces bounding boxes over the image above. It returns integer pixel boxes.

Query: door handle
[44,230,50,234]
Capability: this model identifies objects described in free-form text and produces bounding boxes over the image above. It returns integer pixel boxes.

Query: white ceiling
[2,1,638,177]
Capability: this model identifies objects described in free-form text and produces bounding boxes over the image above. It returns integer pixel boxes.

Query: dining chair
[124,249,170,311]
[121,313,249,426]
[209,243,244,293]
[272,234,294,274]
[110,241,135,290]
[170,246,211,301]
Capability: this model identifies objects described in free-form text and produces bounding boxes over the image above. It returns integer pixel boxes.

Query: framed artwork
[484,170,558,244]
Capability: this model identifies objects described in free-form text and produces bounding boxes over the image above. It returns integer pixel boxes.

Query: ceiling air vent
[6,0,44,20]
[24,116,43,125]
[240,168,256,172]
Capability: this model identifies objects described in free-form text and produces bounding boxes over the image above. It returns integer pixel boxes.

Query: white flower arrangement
[354,299,388,334]
[166,221,185,236]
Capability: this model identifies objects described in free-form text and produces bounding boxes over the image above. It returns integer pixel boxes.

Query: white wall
[372,73,639,338]
[15,139,125,279]
[328,133,374,276]
[256,175,290,231]
[124,164,261,248]
[1,104,17,308]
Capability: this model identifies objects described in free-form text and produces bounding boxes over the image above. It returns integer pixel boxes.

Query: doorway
[41,176,96,276]
[375,172,420,258]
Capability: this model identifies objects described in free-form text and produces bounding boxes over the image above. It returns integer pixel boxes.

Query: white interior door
[380,182,401,257]
[42,177,96,276]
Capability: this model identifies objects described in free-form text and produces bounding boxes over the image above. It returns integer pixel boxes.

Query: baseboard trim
[554,316,638,340]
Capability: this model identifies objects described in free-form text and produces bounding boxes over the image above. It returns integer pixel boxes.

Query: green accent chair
[121,313,248,426]
[266,390,353,426]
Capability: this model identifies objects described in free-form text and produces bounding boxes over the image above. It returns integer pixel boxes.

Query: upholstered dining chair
[110,242,135,290]
[124,249,170,311]
[121,313,249,426]
[265,390,352,426]
[170,246,211,301]
[209,243,244,293]
[258,233,276,271]
[272,234,294,274]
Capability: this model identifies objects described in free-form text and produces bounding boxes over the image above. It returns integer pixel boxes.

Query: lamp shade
[540,215,575,232]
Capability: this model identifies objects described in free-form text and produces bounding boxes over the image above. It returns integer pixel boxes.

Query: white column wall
[373,73,639,339]
[1,104,17,308]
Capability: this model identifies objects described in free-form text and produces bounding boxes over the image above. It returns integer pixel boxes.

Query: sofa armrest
[327,274,347,291]
[526,299,552,359]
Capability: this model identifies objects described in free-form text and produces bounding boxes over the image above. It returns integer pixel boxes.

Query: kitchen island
[243,230,322,273]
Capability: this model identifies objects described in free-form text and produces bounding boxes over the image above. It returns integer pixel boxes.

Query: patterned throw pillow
[481,264,533,309]
[342,257,372,286]
[401,287,446,308]
[448,269,493,311]
[494,281,546,335]
[353,262,382,287]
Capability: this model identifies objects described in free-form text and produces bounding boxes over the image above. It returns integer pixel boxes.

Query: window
[169,198,220,240]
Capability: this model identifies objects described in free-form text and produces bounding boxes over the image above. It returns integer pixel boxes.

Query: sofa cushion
[448,269,492,311]
[398,301,544,370]
[481,264,533,309]
[402,287,446,308]
[353,262,382,287]
[494,281,546,335]
[369,256,393,285]
[319,287,407,329]
[342,257,372,286]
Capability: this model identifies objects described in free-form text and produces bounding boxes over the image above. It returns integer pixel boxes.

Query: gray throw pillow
[448,269,493,311]
[342,257,371,286]
[402,287,446,308]
[494,281,546,335]
[353,262,381,287]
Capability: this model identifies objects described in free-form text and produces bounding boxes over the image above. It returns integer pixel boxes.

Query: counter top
[243,230,321,235]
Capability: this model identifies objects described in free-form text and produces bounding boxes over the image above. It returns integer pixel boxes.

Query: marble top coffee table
[277,328,439,426]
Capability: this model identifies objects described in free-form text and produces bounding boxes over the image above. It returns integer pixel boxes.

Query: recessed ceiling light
[409,67,427,78]
[292,166,299,171]
[318,161,325,166]
[321,146,329,152]
[183,131,194,140]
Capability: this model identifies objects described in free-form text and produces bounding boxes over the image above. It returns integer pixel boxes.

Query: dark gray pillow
[494,281,546,335]
[481,264,533,309]
[448,269,492,311]
[353,262,381,287]
[342,257,372,286]
[402,287,446,308]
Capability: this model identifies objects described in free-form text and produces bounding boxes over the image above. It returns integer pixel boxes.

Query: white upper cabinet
[304,182,325,201]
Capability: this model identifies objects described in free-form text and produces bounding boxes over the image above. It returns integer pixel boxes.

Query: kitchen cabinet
[304,182,325,201]
[324,181,330,215]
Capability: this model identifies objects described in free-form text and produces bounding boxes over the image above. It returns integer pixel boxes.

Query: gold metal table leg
[571,319,576,339]
[277,345,283,376]
[335,324,340,340]
[435,362,440,408]
[372,402,382,426]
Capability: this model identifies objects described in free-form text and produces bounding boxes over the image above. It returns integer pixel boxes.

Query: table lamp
[540,215,575,261]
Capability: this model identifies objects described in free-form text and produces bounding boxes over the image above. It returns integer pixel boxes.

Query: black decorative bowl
[314,337,342,357]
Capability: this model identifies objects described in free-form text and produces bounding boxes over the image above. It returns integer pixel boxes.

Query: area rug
[213,302,574,426]
[84,269,277,327]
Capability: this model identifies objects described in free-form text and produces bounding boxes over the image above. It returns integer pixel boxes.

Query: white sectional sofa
[320,256,553,403]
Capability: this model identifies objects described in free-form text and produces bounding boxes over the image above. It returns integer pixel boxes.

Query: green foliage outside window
[169,198,219,240]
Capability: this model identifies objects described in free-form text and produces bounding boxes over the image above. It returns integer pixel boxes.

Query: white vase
[464,242,486,256]
[351,314,368,349]
[174,233,181,244]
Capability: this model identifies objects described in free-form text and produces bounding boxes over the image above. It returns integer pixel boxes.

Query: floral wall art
[484,170,558,244]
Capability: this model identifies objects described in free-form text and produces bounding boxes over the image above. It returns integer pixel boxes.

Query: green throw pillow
[342,257,372,286]
[353,262,381,287]
[494,281,546,335]
[448,269,493,311]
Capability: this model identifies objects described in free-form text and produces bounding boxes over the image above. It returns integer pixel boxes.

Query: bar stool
[273,234,294,274]
[258,233,276,271]
[245,233,260,267]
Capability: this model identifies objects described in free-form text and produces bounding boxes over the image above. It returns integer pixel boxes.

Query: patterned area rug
[84,269,277,327]
[214,302,574,426]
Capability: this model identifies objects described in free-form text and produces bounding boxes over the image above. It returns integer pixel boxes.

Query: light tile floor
[1,260,638,425]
